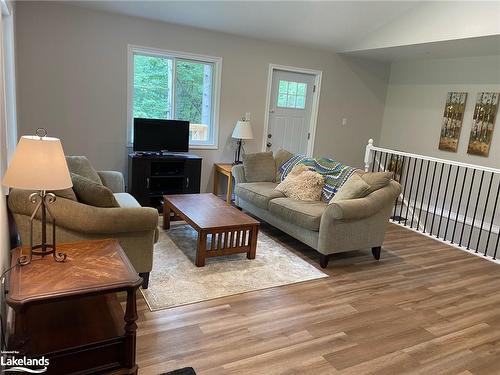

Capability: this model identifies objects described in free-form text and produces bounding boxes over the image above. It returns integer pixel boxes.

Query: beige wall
[15,2,389,192]
[381,55,500,169]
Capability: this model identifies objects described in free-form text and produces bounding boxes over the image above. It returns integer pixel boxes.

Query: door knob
[266,142,272,147]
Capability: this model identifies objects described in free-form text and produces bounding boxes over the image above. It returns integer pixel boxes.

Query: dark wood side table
[6,239,142,375]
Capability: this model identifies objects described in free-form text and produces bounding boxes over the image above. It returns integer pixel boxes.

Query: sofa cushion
[269,198,327,231]
[275,164,324,201]
[329,173,371,203]
[361,171,393,194]
[71,173,119,208]
[274,149,293,182]
[66,156,102,184]
[243,152,275,182]
[235,182,284,209]
[114,193,141,208]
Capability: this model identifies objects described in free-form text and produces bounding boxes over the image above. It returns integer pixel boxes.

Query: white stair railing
[364,139,500,264]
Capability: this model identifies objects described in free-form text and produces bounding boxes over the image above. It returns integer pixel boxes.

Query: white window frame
[127,44,222,149]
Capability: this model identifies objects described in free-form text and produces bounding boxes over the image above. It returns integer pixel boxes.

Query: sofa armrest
[232,164,246,184]
[8,189,158,234]
[98,171,125,193]
[323,180,401,221]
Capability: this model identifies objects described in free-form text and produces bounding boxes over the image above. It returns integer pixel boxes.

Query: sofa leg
[319,254,329,269]
[139,272,150,289]
[372,246,381,260]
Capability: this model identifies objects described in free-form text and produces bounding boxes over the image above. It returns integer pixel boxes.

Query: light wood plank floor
[133,223,500,375]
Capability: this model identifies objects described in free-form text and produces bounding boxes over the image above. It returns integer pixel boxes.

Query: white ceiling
[74,1,419,52]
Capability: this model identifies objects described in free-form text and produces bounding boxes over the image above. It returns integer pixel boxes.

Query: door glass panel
[276,80,307,109]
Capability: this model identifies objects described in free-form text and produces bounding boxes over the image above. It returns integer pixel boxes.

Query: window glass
[277,80,307,109]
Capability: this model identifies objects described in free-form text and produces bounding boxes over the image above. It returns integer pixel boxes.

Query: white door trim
[262,64,322,156]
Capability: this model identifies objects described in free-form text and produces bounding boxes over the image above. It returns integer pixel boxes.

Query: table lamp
[2,128,72,265]
[232,117,253,164]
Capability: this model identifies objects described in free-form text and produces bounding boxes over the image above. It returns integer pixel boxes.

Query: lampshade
[2,135,72,191]
[232,120,254,140]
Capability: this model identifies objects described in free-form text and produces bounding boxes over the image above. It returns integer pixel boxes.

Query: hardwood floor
[132,223,500,375]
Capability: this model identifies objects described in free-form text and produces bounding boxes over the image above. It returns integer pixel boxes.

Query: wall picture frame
[467,92,499,157]
[438,92,467,152]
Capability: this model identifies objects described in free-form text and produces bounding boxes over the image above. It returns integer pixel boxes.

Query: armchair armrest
[232,164,246,184]
[323,180,401,221]
[98,171,125,193]
[8,189,158,234]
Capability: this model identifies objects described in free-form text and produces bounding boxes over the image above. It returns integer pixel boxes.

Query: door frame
[262,64,322,156]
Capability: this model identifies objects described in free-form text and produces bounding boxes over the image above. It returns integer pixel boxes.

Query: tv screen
[133,118,189,152]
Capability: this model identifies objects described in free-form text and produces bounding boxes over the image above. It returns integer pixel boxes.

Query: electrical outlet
[342,118,348,127]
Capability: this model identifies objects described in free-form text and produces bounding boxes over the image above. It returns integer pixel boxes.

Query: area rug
[141,222,328,311]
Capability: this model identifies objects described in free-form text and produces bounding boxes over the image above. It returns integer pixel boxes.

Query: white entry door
[267,69,316,155]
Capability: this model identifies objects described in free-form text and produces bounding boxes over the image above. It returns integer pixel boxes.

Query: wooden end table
[6,239,142,375]
[163,193,260,267]
[213,163,234,204]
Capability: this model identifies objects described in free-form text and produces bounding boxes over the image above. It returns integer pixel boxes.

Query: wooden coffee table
[163,193,260,267]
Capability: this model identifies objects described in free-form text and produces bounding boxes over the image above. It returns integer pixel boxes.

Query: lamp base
[19,191,67,266]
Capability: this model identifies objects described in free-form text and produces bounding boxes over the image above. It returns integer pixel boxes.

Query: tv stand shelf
[128,153,202,211]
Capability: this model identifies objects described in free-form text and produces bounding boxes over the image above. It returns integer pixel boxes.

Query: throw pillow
[329,174,371,203]
[361,171,393,194]
[274,149,293,182]
[243,152,275,182]
[275,164,325,201]
[71,173,119,208]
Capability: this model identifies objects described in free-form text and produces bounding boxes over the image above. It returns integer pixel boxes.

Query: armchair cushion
[66,156,102,184]
[243,152,275,182]
[71,173,119,208]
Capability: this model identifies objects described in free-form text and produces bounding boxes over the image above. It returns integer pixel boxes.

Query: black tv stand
[128,153,202,211]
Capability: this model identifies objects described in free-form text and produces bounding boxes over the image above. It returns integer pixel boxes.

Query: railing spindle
[424,162,437,232]
[444,166,460,241]
[476,172,494,254]
[410,159,424,230]
[400,156,413,223]
[437,164,452,238]
[451,168,468,244]
[467,171,485,250]
[459,169,476,247]
[417,160,430,232]
[371,150,377,172]
[485,179,500,258]
[430,163,445,236]
[404,158,417,226]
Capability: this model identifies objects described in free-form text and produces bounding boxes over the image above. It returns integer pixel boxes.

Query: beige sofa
[232,155,401,268]
[8,156,159,288]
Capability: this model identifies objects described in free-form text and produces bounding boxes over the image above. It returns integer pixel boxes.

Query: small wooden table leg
[247,225,258,260]
[124,287,139,372]
[163,204,171,230]
[213,168,219,197]
[226,172,233,204]
[195,230,207,267]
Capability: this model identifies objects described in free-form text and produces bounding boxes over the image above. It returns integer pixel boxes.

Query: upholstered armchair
[8,156,159,288]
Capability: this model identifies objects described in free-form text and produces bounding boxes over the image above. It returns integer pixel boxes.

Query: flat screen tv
[133,118,189,152]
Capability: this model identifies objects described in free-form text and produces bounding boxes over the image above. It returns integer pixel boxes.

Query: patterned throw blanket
[279,155,357,202]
